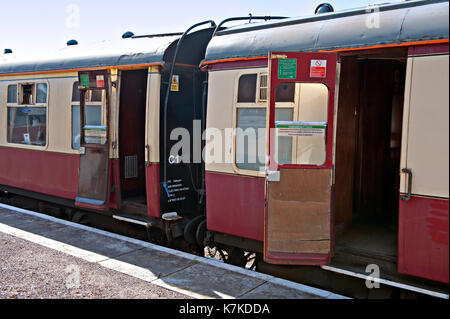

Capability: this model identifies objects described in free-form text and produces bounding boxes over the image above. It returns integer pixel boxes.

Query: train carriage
[0,0,448,298]
[201,0,449,292]
[0,26,215,231]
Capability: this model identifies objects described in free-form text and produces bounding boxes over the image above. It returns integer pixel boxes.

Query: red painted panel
[108,159,121,210]
[146,163,160,218]
[0,147,79,200]
[399,196,449,283]
[206,172,265,242]
[408,43,449,56]
[207,58,268,71]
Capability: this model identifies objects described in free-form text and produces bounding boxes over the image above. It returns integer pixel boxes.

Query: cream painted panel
[402,54,449,198]
[295,83,329,166]
[205,69,236,175]
[110,69,119,159]
[205,67,268,176]
[146,70,161,163]
[0,81,7,145]
[0,74,79,154]
[400,58,414,194]
[47,77,79,154]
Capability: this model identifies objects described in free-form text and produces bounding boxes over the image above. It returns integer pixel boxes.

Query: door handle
[401,168,412,201]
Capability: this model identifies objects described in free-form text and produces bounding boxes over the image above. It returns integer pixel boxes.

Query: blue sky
[0,0,404,54]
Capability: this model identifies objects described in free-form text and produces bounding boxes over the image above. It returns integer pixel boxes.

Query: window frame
[6,80,49,149]
[233,70,300,177]
[70,81,107,150]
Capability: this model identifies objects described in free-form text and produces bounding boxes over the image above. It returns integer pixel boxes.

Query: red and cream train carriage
[0,0,448,297]
[201,0,449,292]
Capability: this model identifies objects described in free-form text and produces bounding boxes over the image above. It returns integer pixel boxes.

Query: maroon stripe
[207,58,268,71]
[206,171,265,241]
[399,195,449,283]
[408,43,449,56]
[0,147,79,200]
[146,163,161,218]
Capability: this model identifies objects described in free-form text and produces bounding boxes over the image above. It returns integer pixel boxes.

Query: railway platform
[0,204,348,300]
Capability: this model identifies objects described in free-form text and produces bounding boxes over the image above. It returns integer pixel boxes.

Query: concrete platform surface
[0,204,349,299]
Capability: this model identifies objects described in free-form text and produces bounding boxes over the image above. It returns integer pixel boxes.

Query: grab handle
[401,168,413,201]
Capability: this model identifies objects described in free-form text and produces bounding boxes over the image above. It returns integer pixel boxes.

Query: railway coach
[201,0,449,295]
[0,0,448,298]
[0,24,216,239]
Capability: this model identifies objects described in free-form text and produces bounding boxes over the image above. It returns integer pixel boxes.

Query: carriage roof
[203,0,449,64]
[0,35,180,75]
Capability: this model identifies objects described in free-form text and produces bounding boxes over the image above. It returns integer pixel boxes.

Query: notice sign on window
[278,59,297,80]
[310,60,327,78]
[276,121,327,137]
[78,70,108,89]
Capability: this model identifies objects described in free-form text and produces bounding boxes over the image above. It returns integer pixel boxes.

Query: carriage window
[274,83,328,166]
[276,82,295,103]
[236,108,294,171]
[71,81,104,149]
[236,73,298,171]
[72,82,80,102]
[36,83,48,104]
[238,74,257,103]
[71,105,102,149]
[7,107,47,146]
[72,82,103,103]
[7,85,17,104]
[236,108,266,171]
[21,84,34,105]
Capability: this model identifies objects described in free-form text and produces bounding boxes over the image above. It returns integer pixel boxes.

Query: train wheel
[195,220,207,247]
[184,216,205,246]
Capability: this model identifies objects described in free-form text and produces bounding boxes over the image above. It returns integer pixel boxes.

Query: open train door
[75,70,110,211]
[265,52,338,265]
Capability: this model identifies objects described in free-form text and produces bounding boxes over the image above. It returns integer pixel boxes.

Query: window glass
[238,74,257,103]
[72,105,102,149]
[276,82,296,103]
[21,84,34,105]
[275,108,294,165]
[91,90,102,102]
[274,83,329,166]
[236,108,266,171]
[7,85,17,104]
[36,83,47,104]
[259,74,268,101]
[72,82,80,102]
[236,108,294,171]
[7,107,46,146]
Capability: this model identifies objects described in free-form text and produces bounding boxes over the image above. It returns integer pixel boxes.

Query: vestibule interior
[334,49,407,260]
[118,69,148,204]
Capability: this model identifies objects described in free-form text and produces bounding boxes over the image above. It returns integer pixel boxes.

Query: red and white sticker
[96,75,105,88]
[310,60,327,78]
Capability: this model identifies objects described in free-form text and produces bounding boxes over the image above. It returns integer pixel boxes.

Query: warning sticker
[96,75,105,88]
[310,60,327,78]
[171,75,180,92]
